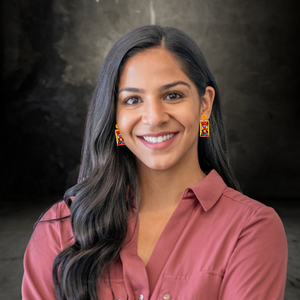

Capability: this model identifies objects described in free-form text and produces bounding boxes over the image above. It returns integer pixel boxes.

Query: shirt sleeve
[22,202,72,300]
[218,206,288,300]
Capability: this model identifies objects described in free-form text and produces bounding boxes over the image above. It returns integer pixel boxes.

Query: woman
[22,25,287,300]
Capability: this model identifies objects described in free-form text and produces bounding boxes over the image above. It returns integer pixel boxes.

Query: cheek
[177,107,200,135]
[116,109,138,139]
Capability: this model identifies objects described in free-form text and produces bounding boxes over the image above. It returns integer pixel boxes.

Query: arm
[22,202,72,300]
[218,206,288,300]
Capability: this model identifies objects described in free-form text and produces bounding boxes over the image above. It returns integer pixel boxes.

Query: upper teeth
[143,133,175,144]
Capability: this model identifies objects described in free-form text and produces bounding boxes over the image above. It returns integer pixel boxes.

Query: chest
[96,200,244,300]
[98,208,229,300]
[137,211,174,266]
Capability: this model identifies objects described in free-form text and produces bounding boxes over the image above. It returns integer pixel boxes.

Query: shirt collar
[181,169,227,212]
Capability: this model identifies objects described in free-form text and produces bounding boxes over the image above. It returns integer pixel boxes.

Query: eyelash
[123,92,184,105]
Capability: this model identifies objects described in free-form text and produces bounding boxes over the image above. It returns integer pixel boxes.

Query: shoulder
[216,192,288,299]
[22,200,73,299]
[220,186,281,222]
[222,187,266,211]
[41,200,71,221]
[31,200,73,251]
[218,187,286,247]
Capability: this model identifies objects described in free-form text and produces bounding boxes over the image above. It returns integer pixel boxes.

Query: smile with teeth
[143,133,176,144]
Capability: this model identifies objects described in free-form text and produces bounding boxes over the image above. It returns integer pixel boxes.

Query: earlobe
[200,86,215,119]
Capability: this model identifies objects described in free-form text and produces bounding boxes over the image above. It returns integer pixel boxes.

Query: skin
[117,48,215,265]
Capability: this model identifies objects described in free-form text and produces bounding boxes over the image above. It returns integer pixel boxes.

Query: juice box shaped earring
[115,124,126,146]
[200,114,209,137]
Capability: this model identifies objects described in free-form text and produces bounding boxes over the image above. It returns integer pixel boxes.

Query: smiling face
[117,48,213,172]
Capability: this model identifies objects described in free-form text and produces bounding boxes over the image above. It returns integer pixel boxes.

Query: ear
[200,86,215,120]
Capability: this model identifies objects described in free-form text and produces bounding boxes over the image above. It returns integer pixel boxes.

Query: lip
[137,131,178,137]
[137,132,179,150]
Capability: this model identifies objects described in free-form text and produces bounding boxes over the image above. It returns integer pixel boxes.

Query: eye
[124,97,141,105]
[165,93,182,100]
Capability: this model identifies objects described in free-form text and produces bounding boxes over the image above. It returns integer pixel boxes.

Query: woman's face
[116,48,214,172]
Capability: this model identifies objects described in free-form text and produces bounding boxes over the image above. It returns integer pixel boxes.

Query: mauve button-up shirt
[22,169,288,299]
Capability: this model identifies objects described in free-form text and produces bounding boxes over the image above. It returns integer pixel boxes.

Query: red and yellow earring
[115,124,126,146]
[200,114,209,137]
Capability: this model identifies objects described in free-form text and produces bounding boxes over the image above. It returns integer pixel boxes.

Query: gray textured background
[2,0,300,198]
[1,1,300,299]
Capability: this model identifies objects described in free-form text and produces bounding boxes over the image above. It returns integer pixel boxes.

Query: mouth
[142,133,176,144]
[138,132,178,144]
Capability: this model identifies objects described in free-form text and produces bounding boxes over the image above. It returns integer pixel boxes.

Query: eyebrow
[118,81,191,95]
[118,87,145,94]
[158,81,191,91]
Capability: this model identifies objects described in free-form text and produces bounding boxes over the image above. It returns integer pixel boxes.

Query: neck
[137,156,206,213]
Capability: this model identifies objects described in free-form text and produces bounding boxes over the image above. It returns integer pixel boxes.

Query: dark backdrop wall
[2,0,300,198]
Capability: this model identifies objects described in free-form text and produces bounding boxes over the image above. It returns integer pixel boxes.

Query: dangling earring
[200,114,209,137]
[115,124,125,146]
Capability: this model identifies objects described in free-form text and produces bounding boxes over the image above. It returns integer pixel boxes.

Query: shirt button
[163,294,171,299]
[139,295,144,300]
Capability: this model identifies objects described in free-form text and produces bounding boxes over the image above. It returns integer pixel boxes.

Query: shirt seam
[163,270,224,279]
[238,206,272,236]
[221,192,261,213]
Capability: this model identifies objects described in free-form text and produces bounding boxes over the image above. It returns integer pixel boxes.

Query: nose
[141,99,169,126]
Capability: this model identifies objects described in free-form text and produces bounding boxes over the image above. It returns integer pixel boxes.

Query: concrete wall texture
[2,0,300,198]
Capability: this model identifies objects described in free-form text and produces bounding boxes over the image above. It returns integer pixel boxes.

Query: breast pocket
[98,279,128,300]
[158,270,223,300]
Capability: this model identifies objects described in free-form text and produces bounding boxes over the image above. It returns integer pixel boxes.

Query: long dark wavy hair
[52,25,241,299]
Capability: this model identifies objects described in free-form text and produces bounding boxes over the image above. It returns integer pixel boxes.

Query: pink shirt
[22,169,287,299]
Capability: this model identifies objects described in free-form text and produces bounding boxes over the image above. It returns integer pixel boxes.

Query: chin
[137,155,180,172]
[143,160,175,171]
[150,165,170,171]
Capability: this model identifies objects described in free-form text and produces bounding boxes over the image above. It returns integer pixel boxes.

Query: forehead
[118,48,192,89]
